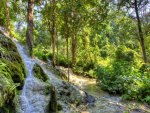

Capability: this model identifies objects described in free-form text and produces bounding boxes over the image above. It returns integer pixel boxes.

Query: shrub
[100,50,108,58]
[34,45,51,61]
[116,46,135,62]
[96,61,150,104]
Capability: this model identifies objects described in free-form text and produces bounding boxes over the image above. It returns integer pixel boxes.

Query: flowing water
[14,39,35,112]
[14,40,51,113]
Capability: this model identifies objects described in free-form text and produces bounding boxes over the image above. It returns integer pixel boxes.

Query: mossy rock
[1,58,24,89]
[0,61,16,112]
[33,63,49,82]
[50,86,57,112]
[0,33,25,112]
[0,34,25,89]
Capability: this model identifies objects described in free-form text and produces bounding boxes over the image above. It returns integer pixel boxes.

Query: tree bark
[26,0,34,57]
[56,32,59,65]
[5,0,10,35]
[134,0,147,63]
[72,33,76,67]
[50,0,56,67]
[64,14,70,82]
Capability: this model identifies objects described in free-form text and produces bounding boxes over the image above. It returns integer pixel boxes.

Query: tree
[134,0,147,63]
[0,0,10,35]
[116,0,149,63]
[26,0,34,57]
[5,0,10,35]
[50,0,57,67]
[64,12,70,82]
[42,0,57,67]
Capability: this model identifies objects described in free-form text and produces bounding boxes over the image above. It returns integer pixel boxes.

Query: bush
[116,46,135,62]
[96,62,138,94]
[96,61,150,104]
[57,55,71,67]
[72,60,97,78]
[100,50,108,58]
[34,45,51,61]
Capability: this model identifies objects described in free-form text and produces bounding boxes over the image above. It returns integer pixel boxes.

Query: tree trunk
[50,0,56,67]
[64,14,70,82]
[134,0,147,63]
[26,0,34,57]
[72,33,76,67]
[66,34,69,82]
[5,0,10,35]
[56,32,59,65]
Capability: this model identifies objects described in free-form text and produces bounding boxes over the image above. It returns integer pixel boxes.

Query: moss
[0,34,25,89]
[0,62,16,112]
[1,58,24,89]
[0,33,26,112]
[33,63,49,82]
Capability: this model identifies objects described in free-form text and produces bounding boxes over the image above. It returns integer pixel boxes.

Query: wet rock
[131,108,145,113]
[49,86,57,113]
[57,102,63,111]
[0,33,25,112]
[16,77,52,113]
[84,92,96,103]
[56,81,86,106]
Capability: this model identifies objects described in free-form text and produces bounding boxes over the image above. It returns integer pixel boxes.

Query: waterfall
[14,39,35,113]
[13,39,50,113]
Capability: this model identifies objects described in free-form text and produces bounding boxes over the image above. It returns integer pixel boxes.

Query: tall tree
[26,0,34,57]
[50,0,56,67]
[43,0,57,67]
[116,0,148,63]
[134,0,147,63]
[4,0,10,35]
[64,12,70,82]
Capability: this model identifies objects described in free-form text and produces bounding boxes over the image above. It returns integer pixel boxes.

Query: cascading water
[13,40,50,113]
[14,39,35,112]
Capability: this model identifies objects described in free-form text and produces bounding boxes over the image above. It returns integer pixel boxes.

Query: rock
[57,102,63,111]
[49,86,57,113]
[16,77,52,113]
[0,33,25,112]
[33,63,49,82]
[84,92,96,103]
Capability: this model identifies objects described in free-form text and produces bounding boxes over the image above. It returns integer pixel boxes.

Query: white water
[14,39,35,113]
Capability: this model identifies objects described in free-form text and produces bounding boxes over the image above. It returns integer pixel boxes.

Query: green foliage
[116,46,135,62]
[33,63,49,82]
[34,44,51,61]
[57,55,72,67]
[0,34,25,88]
[0,61,16,107]
[96,60,150,103]
[0,34,25,112]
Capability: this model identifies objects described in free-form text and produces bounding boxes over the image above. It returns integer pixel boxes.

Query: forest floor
[56,66,150,113]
